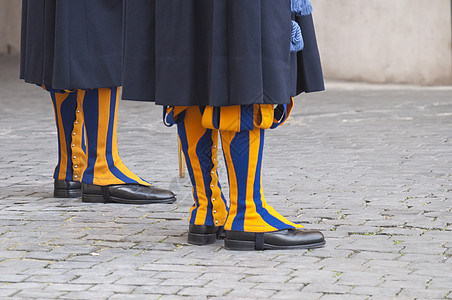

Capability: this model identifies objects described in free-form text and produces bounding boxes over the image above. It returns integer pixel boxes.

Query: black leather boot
[224,229,325,251]
[54,180,82,198]
[188,224,225,245]
[81,183,176,204]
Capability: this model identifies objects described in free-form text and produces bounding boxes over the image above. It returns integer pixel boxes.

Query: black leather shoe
[224,229,325,251]
[188,224,225,245]
[54,180,81,198]
[81,183,176,204]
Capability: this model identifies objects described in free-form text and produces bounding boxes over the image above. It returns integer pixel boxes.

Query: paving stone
[379,227,424,236]
[336,271,386,286]
[350,285,401,297]
[60,291,114,299]
[0,289,20,297]
[22,251,72,261]
[43,283,93,292]
[88,284,136,293]
[71,274,121,284]
[139,263,208,273]
[0,274,29,282]
[115,277,163,286]
[0,259,51,272]
[379,278,431,289]
[132,285,182,295]
[162,296,211,300]
[158,277,210,287]
[398,288,449,299]
[0,251,27,259]
[240,274,292,284]
[153,271,202,280]
[7,243,54,252]
[288,270,339,284]
[253,282,304,291]
[320,295,369,300]
[335,235,404,253]
[317,257,368,272]
[363,259,411,274]
[109,295,161,300]
[226,287,277,298]
[241,266,294,276]
[203,281,257,291]
[0,282,48,290]
[133,242,178,251]
[302,248,354,260]
[47,261,98,269]
[18,268,70,276]
[398,253,446,263]
[177,286,231,297]
[26,274,77,284]
[302,282,352,294]
[350,251,400,261]
[14,290,67,298]
[410,262,452,277]
[427,276,452,291]
[272,290,323,300]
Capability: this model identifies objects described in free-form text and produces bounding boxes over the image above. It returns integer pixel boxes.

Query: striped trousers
[175,104,303,233]
[50,87,148,186]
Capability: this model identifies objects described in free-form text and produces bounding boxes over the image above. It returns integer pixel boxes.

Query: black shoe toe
[224,229,325,251]
[81,183,176,204]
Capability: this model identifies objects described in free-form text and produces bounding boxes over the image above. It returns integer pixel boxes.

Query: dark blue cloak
[20,0,123,90]
[122,0,324,106]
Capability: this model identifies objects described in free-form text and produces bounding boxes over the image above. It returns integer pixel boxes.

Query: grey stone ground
[0,54,451,300]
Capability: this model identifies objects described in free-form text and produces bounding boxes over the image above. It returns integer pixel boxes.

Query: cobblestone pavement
[1,55,451,300]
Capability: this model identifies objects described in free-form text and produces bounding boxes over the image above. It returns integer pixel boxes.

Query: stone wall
[0,0,21,55]
[313,0,452,85]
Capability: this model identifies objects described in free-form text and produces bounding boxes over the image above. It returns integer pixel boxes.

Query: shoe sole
[54,189,81,198]
[224,239,326,251]
[187,232,218,245]
[82,193,176,204]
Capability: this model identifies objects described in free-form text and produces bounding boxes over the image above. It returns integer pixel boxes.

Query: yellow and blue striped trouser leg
[81,87,149,186]
[177,106,228,227]
[50,90,86,182]
[221,124,304,233]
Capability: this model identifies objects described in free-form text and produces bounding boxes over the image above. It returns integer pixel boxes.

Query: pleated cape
[20,0,123,90]
[122,0,324,106]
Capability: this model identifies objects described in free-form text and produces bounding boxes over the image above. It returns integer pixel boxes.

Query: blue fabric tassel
[290,21,304,52]
[291,0,313,16]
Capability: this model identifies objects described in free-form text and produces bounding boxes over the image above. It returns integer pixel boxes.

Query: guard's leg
[221,127,324,250]
[221,127,302,233]
[81,87,149,186]
[50,89,86,197]
[177,106,228,244]
[80,87,175,204]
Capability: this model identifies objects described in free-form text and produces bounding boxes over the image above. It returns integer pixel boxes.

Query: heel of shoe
[188,232,217,245]
[54,189,81,198]
[224,239,256,251]
[81,193,106,203]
